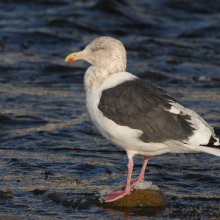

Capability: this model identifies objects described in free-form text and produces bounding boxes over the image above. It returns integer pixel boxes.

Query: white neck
[84,66,122,94]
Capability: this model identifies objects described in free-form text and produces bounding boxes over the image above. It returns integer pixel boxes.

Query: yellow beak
[65,51,85,62]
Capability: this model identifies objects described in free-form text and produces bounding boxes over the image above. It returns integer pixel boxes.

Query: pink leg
[105,157,134,202]
[130,156,149,187]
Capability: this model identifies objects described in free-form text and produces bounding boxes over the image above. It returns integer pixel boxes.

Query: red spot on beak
[68,58,74,61]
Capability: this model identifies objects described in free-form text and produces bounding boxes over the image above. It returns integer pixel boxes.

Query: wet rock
[0,190,13,200]
[33,189,47,195]
[104,189,166,208]
[104,182,166,208]
[47,192,99,209]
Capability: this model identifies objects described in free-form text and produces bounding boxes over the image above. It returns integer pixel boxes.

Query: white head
[65,36,127,75]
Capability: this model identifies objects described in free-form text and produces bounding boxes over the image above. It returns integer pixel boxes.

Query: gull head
[65,36,127,74]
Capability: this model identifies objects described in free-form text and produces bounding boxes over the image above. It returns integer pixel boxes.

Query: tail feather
[193,145,220,157]
[165,140,220,157]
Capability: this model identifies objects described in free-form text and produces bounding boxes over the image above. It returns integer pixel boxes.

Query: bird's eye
[95,46,101,51]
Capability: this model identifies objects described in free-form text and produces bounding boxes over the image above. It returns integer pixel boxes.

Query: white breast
[86,71,138,144]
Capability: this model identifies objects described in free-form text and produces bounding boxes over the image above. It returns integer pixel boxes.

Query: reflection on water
[0,0,220,219]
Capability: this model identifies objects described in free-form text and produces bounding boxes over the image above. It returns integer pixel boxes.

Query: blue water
[0,0,220,219]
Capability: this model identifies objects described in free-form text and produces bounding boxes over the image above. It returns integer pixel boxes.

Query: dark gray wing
[98,78,195,143]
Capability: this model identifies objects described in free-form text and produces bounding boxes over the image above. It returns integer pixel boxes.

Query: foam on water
[133,181,159,190]
[96,189,113,204]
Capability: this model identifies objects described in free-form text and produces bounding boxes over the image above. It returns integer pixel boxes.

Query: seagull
[65,36,220,202]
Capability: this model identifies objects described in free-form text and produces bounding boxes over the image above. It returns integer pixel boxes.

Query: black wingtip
[202,135,220,148]
[214,127,220,136]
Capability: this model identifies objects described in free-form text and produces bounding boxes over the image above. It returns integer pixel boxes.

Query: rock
[47,192,99,209]
[104,181,167,208]
[33,189,47,195]
[0,190,13,200]
[104,189,166,208]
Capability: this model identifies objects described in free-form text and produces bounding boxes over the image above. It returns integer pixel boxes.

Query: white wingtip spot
[165,106,181,114]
